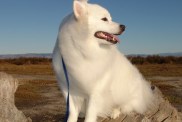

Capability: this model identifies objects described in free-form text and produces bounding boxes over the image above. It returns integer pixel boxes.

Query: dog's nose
[120,25,126,32]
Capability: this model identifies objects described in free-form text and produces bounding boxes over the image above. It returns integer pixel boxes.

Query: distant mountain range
[0,52,182,59]
[0,53,52,59]
[128,52,182,57]
[156,52,182,57]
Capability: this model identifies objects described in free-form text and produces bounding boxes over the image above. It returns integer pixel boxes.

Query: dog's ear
[73,0,87,20]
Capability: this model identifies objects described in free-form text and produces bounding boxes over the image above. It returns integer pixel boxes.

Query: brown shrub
[128,55,182,64]
[0,57,51,65]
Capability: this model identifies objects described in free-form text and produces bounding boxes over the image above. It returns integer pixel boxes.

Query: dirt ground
[12,74,182,122]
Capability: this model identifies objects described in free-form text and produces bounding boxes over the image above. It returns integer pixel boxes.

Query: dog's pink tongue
[113,35,120,43]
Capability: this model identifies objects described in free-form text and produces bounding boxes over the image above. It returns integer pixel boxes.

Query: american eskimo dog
[52,0,153,122]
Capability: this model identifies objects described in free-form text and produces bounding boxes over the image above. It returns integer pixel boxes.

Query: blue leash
[62,58,70,122]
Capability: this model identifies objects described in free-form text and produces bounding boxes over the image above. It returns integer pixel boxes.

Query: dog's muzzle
[94,24,126,44]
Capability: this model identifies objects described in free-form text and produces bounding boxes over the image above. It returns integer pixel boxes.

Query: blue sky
[0,0,182,55]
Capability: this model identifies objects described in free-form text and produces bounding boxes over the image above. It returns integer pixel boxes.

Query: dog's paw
[110,108,121,119]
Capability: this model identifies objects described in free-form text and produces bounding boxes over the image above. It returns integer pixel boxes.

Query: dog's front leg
[67,101,78,122]
[66,95,79,122]
[62,90,80,122]
[68,95,86,122]
[84,94,101,122]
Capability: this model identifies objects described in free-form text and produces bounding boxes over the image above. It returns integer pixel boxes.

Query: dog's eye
[101,17,108,21]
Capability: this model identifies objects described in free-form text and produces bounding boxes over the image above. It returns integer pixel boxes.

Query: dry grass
[0,63,54,75]
[136,64,182,76]
[15,79,56,109]
[0,62,182,77]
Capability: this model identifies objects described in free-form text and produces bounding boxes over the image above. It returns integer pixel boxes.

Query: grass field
[0,60,182,121]
[0,63,53,75]
[136,64,182,76]
[1,62,182,77]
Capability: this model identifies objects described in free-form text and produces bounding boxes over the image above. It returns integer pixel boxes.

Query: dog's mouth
[94,31,120,44]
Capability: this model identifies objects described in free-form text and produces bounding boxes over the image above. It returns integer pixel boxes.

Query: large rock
[0,72,31,122]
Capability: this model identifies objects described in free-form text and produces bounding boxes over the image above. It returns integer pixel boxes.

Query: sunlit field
[0,57,181,121]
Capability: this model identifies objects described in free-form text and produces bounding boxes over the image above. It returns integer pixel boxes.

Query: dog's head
[73,0,125,45]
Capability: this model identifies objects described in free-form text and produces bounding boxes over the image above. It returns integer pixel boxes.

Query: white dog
[52,0,153,122]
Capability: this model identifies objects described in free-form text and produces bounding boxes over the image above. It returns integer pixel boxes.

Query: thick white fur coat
[52,0,153,122]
